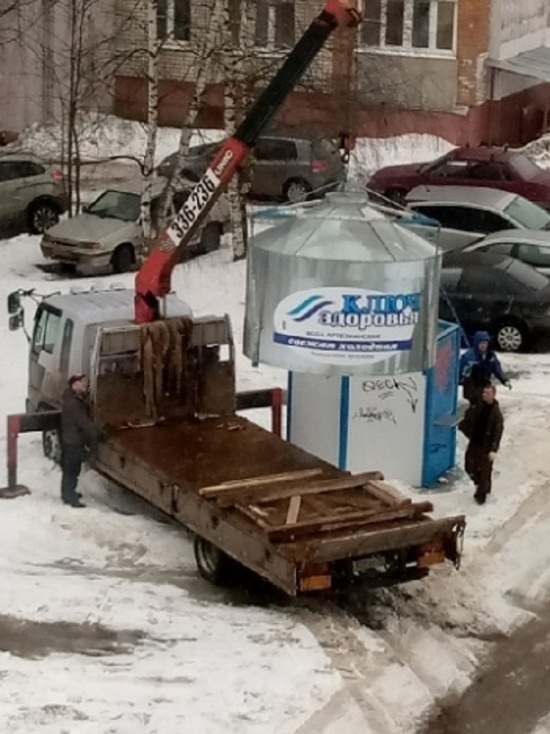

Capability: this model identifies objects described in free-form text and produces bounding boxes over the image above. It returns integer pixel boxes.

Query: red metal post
[271,388,283,437]
[6,414,21,489]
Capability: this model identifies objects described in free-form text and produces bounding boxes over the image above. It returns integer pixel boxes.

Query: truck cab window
[32,307,61,355]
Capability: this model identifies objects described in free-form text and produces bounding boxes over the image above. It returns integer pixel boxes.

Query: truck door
[28,303,66,409]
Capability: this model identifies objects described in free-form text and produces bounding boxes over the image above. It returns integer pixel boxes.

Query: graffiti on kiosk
[353,406,397,424]
[362,375,419,413]
[273,287,422,364]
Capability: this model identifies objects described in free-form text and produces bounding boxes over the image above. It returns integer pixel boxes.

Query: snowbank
[12,112,225,166]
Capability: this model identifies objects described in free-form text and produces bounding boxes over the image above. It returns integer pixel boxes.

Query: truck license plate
[353,555,384,574]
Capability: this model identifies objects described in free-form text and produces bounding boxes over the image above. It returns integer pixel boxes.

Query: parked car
[0,154,68,233]
[367,145,550,208]
[157,135,346,203]
[40,178,229,274]
[459,229,550,276]
[402,186,550,251]
[440,250,550,352]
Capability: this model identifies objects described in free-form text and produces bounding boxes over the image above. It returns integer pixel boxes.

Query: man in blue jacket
[459,331,511,404]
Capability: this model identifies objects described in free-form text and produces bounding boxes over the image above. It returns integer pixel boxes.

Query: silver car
[157,135,347,203]
[40,178,230,274]
[0,154,68,233]
[402,185,550,251]
[459,229,550,276]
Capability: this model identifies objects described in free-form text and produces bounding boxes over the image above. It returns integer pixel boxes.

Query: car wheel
[494,320,528,352]
[28,200,60,234]
[111,244,135,274]
[283,178,312,204]
[197,222,222,255]
[382,188,407,207]
[193,536,236,586]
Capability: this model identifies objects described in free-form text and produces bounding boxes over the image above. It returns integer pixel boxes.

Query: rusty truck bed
[97,415,465,595]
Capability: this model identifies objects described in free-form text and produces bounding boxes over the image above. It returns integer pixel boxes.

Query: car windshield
[419,152,450,173]
[509,154,542,181]
[87,190,141,222]
[503,196,550,230]
[496,258,549,291]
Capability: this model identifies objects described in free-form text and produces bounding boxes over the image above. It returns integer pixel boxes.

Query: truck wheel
[111,244,135,274]
[43,428,62,464]
[194,536,234,586]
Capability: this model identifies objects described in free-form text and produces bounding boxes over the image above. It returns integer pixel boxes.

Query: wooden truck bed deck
[92,316,465,595]
[97,415,465,595]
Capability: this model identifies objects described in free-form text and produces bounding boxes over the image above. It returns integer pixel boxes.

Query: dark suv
[440,250,550,351]
[368,146,550,208]
[0,154,68,233]
[157,135,346,203]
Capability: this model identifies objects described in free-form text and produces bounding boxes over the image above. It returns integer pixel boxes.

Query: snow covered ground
[1,231,550,733]
[2,115,550,732]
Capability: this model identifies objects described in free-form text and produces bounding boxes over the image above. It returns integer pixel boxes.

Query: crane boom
[134,0,361,324]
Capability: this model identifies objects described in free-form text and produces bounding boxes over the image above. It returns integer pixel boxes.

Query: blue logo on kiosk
[273,287,421,363]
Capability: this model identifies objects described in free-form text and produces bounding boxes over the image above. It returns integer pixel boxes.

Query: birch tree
[222,0,255,261]
[140,0,159,241]
[159,0,226,229]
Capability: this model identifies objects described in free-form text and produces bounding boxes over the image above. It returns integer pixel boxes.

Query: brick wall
[456,0,491,107]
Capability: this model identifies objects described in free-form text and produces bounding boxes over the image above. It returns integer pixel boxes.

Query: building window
[360,0,456,53]
[157,0,190,42]
[255,1,295,50]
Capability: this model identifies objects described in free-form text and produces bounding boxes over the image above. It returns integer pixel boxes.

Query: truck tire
[111,243,135,274]
[194,536,235,586]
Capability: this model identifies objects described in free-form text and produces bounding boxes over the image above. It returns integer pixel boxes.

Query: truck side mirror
[9,308,24,331]
[7,291,21,314]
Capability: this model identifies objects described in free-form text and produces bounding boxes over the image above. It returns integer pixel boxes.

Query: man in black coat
[60,374,99,508]
[459,384,504,505]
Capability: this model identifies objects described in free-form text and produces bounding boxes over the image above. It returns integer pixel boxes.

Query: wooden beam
[267,501,435,543]
[217,471,386,508]
[365,479,412,507]
[198,468,324,498]
[286,496,302,524]
[300,515,467,564]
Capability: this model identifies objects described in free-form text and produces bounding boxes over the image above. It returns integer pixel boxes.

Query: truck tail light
[418,540,446,568]
[299,562,332,592]
[311,159,327,174]
[51,169,64,183]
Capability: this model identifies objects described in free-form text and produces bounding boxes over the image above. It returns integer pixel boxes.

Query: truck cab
[15,286,192,459]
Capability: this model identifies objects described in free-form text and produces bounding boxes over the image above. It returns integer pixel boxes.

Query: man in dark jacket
[459,384,504,505]
[459,331,511,405]
[61,374,99,508]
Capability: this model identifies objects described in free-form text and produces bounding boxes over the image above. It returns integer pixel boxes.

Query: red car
[367,147,550,209]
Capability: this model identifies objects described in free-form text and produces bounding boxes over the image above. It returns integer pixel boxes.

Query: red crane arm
[134,0,361,324]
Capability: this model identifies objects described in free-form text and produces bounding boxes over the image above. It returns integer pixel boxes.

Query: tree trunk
[160,0,226,229]
[224,0,253,262]
[141,0,159,251]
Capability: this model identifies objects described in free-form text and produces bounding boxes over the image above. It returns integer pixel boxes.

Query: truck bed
[97,415,465,595]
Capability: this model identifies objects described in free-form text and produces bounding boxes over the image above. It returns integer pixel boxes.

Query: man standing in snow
[60,374,99,508]
[459,331,511,404]
[459,384,504,505]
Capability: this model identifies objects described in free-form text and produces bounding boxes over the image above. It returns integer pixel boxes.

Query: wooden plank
[364,479,413,508]
[218,471,385,508]
[267,501,435,543]
[286,496,302,525]
[199,468,324,498]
